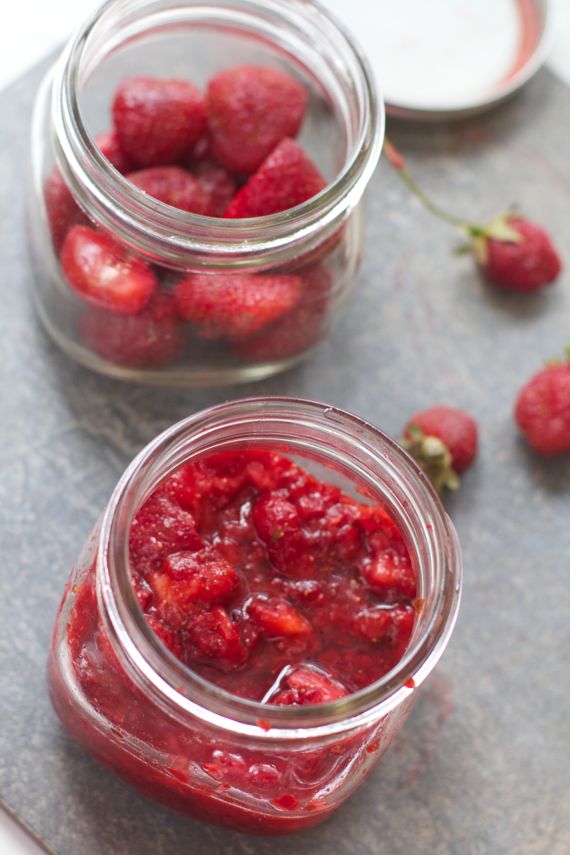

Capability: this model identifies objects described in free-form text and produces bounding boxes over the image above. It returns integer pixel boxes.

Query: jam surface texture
[129,450,417,701]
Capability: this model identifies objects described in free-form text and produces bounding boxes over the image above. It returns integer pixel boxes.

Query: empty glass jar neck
[96,398,461,742]
[50,0,383,270]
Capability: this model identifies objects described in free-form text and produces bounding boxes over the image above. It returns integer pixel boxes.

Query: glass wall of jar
[28,0,383,386]
[48,398,461,834]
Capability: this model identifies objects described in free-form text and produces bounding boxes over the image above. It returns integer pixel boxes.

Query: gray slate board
[1,56,569,855]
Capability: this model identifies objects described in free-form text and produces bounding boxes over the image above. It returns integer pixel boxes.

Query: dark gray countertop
[1,58,569,855]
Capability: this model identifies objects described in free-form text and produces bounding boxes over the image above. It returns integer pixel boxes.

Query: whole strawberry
[400,406,479,492]
[127,166,212,214]
[79,294,186,368]
[112,77,207,168]
[224,138,325,218]
[515,348,570,456]
[174,272,302,340]
[471,215,562,292]
[95,131,133,174]
[61,225,157,315]
[384,140,563,293]
[234,264,332,361]
[44,168,84,250]
[207,65,307,174]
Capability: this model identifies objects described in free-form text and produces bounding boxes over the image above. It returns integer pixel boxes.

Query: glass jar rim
[97,397,462,741]
[50,0,384,269]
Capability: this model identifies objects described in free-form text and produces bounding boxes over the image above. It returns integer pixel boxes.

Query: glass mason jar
[48,398,461,834]
[28,0,382,387]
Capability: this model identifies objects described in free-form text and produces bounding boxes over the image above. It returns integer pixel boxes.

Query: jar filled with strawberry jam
[48,398,461,834]
[28,0,382,386]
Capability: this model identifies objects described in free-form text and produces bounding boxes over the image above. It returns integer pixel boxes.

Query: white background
[1,1,569,852]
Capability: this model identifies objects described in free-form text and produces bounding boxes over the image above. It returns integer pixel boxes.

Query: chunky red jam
[129,450,416,701]
[54,450,417,833]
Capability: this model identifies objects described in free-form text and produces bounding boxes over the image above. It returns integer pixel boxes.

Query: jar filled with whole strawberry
[48,397,461,834]
[28,0,382,385]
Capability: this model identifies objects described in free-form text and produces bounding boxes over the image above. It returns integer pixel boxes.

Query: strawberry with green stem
[400,405,479,493]
[384,139,562,293]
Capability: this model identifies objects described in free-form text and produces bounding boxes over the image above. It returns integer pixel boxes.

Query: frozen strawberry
[189,133,213,164]
[224,139,326,218]
[247,596,312,639]
[193,160,237,216]
[78,293,186,368]
[233,295,324,362]
[185,606,249,671]
[401,405,479,492]
[474,216,562,293]
[207,65,307,174]
[515,348,570,455]
[384,140,562,293]
[174,272,301,340]
[234,263,331,361]
[154,548,240,608]
[44,168,83,250]
[112,77,207,168]
[95,131,133,173]
[127,166,212,213]
[360,545,416,600]
[129,489,203,572]
[61,225,157,314]
[269,666,347,706]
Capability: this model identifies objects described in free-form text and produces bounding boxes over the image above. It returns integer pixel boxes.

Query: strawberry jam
[129,450,416,699]
[50,449,420,833]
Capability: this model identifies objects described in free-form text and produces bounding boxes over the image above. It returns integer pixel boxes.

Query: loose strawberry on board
[515,348,570,456]
[112,77,207,168]
[61,225,157,314]
[384,139,562,293]
[207,65,307,174]
[472,215,562,292]
[127,166,212,214]
[224,138,326,218]
[174,272,302,340]
[78,293,186,368]
[400,405,479,492]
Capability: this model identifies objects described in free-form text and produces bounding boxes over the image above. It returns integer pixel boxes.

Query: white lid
[325,0,551,119]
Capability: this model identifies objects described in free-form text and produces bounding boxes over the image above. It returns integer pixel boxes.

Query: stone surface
[0,57,569,855]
